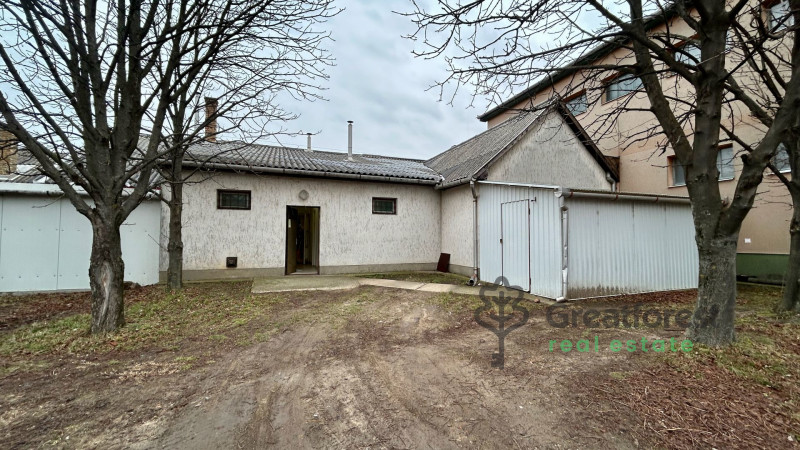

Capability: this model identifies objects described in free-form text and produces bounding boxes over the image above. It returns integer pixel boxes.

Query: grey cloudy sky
[266,0,491,161]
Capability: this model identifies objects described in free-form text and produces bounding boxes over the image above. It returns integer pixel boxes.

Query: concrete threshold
[252,275,551,304]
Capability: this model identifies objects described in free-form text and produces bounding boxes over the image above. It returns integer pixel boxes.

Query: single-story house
[0,103,698,298]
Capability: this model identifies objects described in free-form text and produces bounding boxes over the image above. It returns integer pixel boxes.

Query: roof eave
[181,161,440,186]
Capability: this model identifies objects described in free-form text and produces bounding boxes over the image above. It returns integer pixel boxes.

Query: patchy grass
[684,283,799,391]
[357,271,471,285]
[0,283,391,377]
[431,292,482,312]
[2,280,797,449]
[0,283,284,358]
[588,283,800,449]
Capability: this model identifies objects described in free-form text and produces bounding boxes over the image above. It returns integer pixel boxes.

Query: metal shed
[0,183,161,292]
[477,181,698,300]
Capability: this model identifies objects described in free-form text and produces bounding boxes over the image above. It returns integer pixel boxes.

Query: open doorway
[285,206,320,275]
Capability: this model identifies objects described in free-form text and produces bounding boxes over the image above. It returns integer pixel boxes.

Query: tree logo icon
[474,276,531,368]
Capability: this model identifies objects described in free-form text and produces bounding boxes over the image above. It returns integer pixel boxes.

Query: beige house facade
[165,173,442,280]
[159,104,626,289]
[477,2,793,282]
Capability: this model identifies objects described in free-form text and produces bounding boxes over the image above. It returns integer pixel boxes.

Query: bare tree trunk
[167,179,184,291]
[686,237,738,345]
[780,201,800,312]
[89,213,126,333]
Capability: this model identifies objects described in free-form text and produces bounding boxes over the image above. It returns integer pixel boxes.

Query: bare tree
[721,2,800,313]
[405,0,800,345]
[148,0,336,291]
[0,0,336,332]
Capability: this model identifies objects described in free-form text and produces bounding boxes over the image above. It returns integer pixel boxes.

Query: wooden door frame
[285,205,321,275]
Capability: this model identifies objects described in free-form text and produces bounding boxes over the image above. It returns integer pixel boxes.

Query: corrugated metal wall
[565,197,698,297]
[0,194,161,292]
[477,183,563,298]
[501,200,530,290]
[478,182,698,300]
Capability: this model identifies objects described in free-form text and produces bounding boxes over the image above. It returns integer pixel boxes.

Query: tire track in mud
[147,288,638,449]
[151,324,331,449]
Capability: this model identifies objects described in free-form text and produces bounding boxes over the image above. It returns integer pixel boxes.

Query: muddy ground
[1,282,797,449]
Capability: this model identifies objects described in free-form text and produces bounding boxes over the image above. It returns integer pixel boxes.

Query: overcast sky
[265,0,491,161]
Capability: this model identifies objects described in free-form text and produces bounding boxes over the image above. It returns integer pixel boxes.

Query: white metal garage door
[0,188,161,292]
[501,200,530,291]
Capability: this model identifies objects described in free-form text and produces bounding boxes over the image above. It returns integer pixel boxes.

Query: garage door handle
[500,238,503,244]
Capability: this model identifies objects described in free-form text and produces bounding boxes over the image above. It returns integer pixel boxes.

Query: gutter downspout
[606,172,617,192]
[556,188,569,302]
[468,178,479,286]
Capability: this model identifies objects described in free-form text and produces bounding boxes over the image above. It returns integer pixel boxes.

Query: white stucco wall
[486,111,613,190]
[439,184,474,275]
[160,172,441,276]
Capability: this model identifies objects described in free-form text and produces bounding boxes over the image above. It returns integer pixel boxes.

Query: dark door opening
[285,206,320,275]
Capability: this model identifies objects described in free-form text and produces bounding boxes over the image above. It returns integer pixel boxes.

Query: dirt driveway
[2,282,796,449]
[135,287,640,449]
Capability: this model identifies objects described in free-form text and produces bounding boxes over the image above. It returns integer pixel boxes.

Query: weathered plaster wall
[485,111,613,190]
[160,172,441,277]
[439,184,474,276]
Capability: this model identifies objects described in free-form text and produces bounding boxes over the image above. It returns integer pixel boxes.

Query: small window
[372,197,396,214]
[218,190,251,210]
[717,146,735,181]
[774,143,791,173]
[674,41,701,64]
[605,74,643,102]
[565,92,588,116]
[769,0,793,30]
[669,156,686,187]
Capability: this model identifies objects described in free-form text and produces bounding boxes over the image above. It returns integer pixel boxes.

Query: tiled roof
[184,140,441,183]
[424,109,546,188]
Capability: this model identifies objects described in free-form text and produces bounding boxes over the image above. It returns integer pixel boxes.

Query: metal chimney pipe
[347,121,353,161]
[306,132,312,152]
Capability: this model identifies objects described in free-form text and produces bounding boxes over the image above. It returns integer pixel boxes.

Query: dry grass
[586,283,800,449]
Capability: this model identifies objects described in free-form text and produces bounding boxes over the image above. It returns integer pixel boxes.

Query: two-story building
[475,1,794,283]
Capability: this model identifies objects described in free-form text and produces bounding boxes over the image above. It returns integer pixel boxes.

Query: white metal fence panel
[478,183,563,298]
[56,199,93,290]
[0,193,161,292]
[501,200,530,291]
[0,195,62,291]
[565,197,698,297]
[121,201,162,284]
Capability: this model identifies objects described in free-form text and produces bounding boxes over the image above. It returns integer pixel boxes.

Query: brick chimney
[0,128,18,175]
[204,97,218,143]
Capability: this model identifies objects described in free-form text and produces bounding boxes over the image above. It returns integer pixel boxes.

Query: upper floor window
[717,145,735,180]
[604,75,643,102]
[218,190,251,210]
[668,146,734,187]
[669,156,686,187]
[774,143,791,173]
[674,41,701,64]
[565,92,588,115]
[769,0,794,30]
